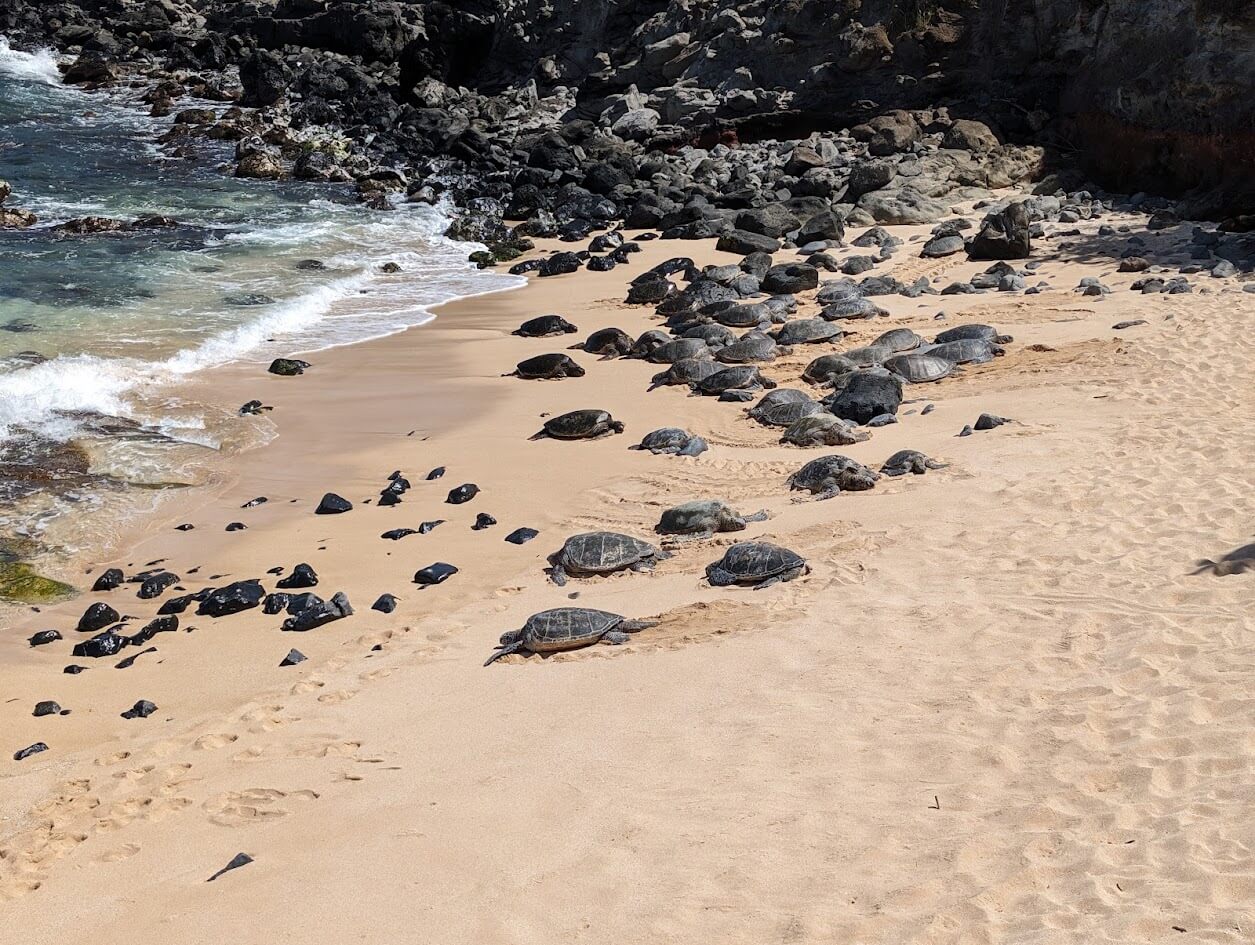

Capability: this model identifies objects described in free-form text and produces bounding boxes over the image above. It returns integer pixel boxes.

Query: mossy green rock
[0,562,76,603]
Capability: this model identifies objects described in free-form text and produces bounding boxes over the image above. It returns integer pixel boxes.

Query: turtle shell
[839,344,891,367]
[883,352,953,383]
[713,303,772,328]
[926,338,999,364]
[881,449,934,476]
[583,327,633,356]
[557,531,660,575]
[682,324,737,348]
[695,365,774,396]
[650,358,721,389]
[647,338,711,364]
[514,352,585,379]
[780,414,868,447]
[749,389,823,427]
[628,329,672,357]
[816,281,861,304]
[872,328,923,352]
[803,354,860,385]
[715,333,779,364]
[934,323,1008,345]
[637,428,696,453]
[820,297,884,320]
[521,608,624,651]
[773,318,845,345]
[514,314,577,337]
[657,500,739,535]
[788,454,879,494]
[543,409,615,439]
[706,542,806,585]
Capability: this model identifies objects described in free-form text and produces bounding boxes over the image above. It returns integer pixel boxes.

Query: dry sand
[2,214,1253,943]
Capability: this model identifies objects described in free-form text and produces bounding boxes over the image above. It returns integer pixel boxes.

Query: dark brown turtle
[934,323,1013,345]
[513,314,577,337]
[484,608,658,664]
[872,328,924,352]
[656,499,768,539]
[820,297,885,320]
[748,389,823,427]
[649,358,721,391]
[580,327,633,358]
[787,454,879,499]
[548,531,671,585]
[632,428,709,456]
[803,354,860,385]
[694,365,777,397]
[881,450,947,476]
[773,318,845,346]
[780,414,869,447]
[839,344,892,367]
[705,541,809,589]
[1193,542,1255,576]
[712,302,772,329]
[647,338,712,364]
[682,324,737,348]
[926,339,1003,364]
[883,352,953,383]
[507,352,586,379]
[715,332,784,364]
[530,409,624,441]
[628,329,673,358]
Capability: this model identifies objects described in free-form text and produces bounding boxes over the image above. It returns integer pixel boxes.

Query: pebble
[14,742,48,761]
[138,571,179,598]
[315,493,353,514]
[225,522,248,531]
[33,701,62,717]
[446,483,480,504]
[276,563,319,589]
[504,527,539,545]
[371,593,398,613]
[29,629,62,647]
[381,528,417,540]
[120,699,158,719]
[175,523,195,531]
[63,665,87,675]
[280,648,306,667]
[472,513,497,530]
[1112,319,1148,329]
[76,602,120,633]
[414,563,459,586]
[418,520,445,534]
[282,591,353,631]
[426,466,446,480]
[207,852,253,882]
[73,628,128,659]
[974,413,1009,430]
[91,568,124,591]
[241,496,268,508]
[115,646,157,670]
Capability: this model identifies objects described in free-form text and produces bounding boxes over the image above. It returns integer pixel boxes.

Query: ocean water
[0,38,521,563]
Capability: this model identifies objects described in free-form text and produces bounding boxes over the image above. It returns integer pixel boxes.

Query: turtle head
[609,420,626,434]
[569,363,587,377]
[499,628,524,646]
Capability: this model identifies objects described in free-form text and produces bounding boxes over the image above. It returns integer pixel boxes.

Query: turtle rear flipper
[618,619,658,632]
[1190,559,1217,575]
[484,641,526,666]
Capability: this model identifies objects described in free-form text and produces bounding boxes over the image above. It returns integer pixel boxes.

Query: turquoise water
[0,38,520,557]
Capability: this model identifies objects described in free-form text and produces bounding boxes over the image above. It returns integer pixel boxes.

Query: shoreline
[3,211,1255,941]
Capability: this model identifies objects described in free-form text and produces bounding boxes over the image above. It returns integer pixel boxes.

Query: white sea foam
[0,36,61,85]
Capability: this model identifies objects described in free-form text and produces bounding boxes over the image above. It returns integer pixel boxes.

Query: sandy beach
[2,213,1254,944]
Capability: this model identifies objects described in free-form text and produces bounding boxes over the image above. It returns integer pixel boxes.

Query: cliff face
[2,0,1253,215]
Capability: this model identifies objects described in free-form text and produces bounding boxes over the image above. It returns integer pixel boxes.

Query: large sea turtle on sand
[513,314,577,337]
[803,354,860,385]
[881,450,947,477]
[484,608,658,664]
[780,414,869,447]
[548,531,670,585]
[530,409,624,441]
[705,541,809,588]
[787,454,879,499]
[694,365,776,397]
[1193,542,1255,576]
[633,428,709,456]
[649,358,721,390]
[926,338,1003,364]
[715,332,784,364]
[748,389,823,427]
[506,352,586,379]
[580,327,634,357]
[934,323,1013,345]
[773,318,845,346]
[883,352,953,383]
[656,500,768,539]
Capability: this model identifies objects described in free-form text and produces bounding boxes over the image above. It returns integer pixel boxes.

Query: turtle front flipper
[549,563,569,586]
[618,619,659,632]
[484,640,526,666]
[599,630,631,645]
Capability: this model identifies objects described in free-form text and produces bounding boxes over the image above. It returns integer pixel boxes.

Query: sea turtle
[787,454,879,499]
[507,352,586,379]
[682,324,737,348]
[633,428,709,456]
[872,328,924,352]
[820,297,885,320]
[715,332,784,364]
[839,344,891,367]
[773,318,846,346]
[513,314,577,337]
[647,338,712,364]
[656,500,768,539]
[548,531,671,585]
[934,323,1013,345]
[926,339,1003,364]
[484,608,658,664]
[580,327,633,357]
[748,389,823,427]
[803,354,860,385]
[530,409,624,441]
[883,352,954,383]
[780,414,869,447]
[694,366,777,397]
[627,329,673,358]
[705,541,809,589]
[713,302,772,329]
[649,358,721,390]
[881,450,948,477]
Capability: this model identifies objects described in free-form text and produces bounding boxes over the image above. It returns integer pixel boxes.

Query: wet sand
[2,215,1254,942]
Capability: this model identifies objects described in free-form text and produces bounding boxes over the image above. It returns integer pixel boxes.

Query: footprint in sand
[96,843,141,864]
[194,733,239,751]
[203,787,318,827]
[94,750,132,767]
[316,689,358,705]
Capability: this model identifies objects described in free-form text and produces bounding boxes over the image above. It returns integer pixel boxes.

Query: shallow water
[0,38,521,565]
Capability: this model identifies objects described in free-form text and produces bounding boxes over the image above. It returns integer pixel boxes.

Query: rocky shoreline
[5,1,1255,266]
